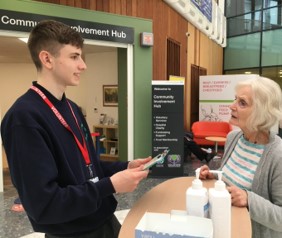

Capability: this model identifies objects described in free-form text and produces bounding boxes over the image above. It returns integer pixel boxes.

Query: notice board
[151,81,184,177]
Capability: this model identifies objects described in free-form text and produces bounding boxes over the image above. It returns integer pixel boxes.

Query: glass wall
[224,33,260,70]
[224,1,282,85]
[226,0,263,18]
[263,0,282,8]
[227,12,261,36]
[263,5,282,30]
[262,29,282,66]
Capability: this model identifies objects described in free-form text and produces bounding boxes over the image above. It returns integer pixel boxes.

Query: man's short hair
[28,20,84,70]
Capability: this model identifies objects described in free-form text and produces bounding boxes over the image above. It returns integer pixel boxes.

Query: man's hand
[127,156,152,169]
[110,166,149,193]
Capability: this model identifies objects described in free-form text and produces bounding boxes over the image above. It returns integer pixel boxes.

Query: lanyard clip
[87,164,94,178]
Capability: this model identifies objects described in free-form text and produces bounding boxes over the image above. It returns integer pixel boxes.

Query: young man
[1,20,151,238]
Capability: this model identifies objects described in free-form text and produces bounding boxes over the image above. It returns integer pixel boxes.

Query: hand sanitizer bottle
[186,168,209,218]
[209,171,231,238]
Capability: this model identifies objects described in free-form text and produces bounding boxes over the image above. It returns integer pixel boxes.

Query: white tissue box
[135,210,213,238]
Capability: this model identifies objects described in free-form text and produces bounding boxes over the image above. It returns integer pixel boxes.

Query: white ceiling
[0,36,116,64]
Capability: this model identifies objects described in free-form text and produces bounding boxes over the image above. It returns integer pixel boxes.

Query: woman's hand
[199,165,215,180]
[227,185,248,207]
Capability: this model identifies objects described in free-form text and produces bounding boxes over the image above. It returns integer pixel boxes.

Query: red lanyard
[31,86,92,170]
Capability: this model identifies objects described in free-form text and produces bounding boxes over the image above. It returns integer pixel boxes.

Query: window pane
[263,0,282,8]
[226,0,263,17]
[261,29,282,66]
[227,12,261,37]
[263,6,282,30]
[224,33,261,70]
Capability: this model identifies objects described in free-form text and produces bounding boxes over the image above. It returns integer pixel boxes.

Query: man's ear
[39,51,52,69]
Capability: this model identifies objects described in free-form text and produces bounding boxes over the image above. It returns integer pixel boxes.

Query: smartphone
[143,149,170,170]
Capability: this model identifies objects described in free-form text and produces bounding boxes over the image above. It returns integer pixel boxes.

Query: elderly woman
[200,76,282,238]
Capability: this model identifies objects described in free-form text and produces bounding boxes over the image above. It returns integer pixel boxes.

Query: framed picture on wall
[103,85,118,107]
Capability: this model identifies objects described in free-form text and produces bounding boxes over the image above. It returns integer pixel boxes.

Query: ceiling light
[19,37,28,43]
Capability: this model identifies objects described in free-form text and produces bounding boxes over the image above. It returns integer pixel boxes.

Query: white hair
[235,76,282,132]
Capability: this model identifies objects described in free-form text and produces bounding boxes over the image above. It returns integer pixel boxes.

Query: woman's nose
[229,101,236,110]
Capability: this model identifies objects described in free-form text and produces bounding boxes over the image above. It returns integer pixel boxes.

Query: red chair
[191,121,232,146]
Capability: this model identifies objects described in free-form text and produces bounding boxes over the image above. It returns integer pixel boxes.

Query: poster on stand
[199,74,258,123]
[151,80,184,177]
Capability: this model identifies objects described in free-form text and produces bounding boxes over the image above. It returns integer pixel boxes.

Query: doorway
[190,64,207,127]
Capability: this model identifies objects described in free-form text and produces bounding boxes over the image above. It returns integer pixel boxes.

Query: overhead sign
[191,0,212,22]
[0,9,134,44]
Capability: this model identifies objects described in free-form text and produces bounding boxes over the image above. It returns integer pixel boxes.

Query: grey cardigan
[220,130,282,238]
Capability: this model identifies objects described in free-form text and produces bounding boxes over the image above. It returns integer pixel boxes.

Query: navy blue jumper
[1,82,127,236]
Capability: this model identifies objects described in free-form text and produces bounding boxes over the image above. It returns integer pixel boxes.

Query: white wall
[0,63,36,115]
[0,50,118,170]
[0,63,36,169]
[84,51,118,130]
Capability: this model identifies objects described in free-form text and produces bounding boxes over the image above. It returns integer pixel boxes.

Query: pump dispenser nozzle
[195,168,200,179]
[209,170,225,191]
[192,168,203,189]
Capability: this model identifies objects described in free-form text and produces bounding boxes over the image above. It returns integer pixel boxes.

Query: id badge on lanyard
[87,165,99,183]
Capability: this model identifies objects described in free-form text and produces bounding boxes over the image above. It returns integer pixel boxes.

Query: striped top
[222,135,265,191]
